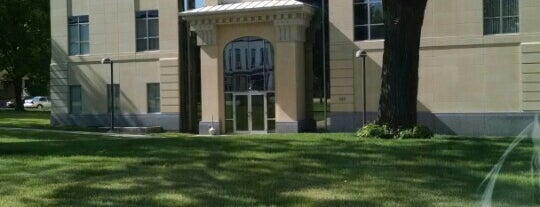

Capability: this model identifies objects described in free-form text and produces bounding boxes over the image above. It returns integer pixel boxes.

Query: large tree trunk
[13,76,24,111]
[179,0,189,132]
[377,0,428,132]
[179,0,201,133]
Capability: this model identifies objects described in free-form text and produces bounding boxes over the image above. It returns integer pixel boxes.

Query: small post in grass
[209,115,217,136]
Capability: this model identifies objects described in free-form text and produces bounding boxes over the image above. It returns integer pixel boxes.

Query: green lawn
[0,111,537,206]
[0,110,100,131]
[0,129,538,206]
[0,110,51,128]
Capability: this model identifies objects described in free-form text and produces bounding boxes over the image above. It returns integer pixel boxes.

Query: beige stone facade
[51,0,316,133]
[330,0,540,135]
[50,0,181,130]
[50,0,540,136]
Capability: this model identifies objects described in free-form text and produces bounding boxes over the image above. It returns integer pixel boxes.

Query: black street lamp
[101,58,114,132]
[356,50,367,126]
[322,0,328,131]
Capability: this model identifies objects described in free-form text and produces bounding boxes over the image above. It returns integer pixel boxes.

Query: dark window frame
[136,10,160,51]
[483,0,519,35]
[69,85,82,114]
[147,83,161,113]
[353,0,384,41]
[68,15,90,55]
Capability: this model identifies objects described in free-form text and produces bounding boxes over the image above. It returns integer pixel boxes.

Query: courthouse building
[50,0,540,136]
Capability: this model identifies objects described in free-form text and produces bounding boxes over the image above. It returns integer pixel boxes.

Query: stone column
[273,16,310,133]
[50,0,70,126]
[192,24,223,134]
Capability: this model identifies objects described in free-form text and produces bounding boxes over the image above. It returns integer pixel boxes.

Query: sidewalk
[0,127,160,139]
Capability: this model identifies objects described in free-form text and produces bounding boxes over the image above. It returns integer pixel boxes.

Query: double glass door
[226,92,275,134]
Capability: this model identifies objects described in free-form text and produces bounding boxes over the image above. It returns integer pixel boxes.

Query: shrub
[356,123,391,138]
[396,125,434,139]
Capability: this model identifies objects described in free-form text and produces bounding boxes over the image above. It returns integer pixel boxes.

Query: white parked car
[24,96,51,109]
[6,100,15,108]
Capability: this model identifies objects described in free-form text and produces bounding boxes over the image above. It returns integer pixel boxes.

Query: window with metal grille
[484,0,519,35]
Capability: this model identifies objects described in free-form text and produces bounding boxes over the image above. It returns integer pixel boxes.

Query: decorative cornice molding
[183,6,314,45]
[273,13,311,42]
[191,24,216,46]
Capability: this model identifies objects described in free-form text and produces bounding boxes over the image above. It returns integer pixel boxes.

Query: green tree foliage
[377,0,428,132]
[0,0,50,111]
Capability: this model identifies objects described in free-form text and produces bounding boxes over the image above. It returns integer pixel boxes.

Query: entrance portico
[180,1,314,134]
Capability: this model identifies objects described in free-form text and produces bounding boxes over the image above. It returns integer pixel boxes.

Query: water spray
[479,115,540,206]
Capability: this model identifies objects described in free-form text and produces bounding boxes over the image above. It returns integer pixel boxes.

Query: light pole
[322,0,328,131]
[355,50,367,126]
[101,58,114,132]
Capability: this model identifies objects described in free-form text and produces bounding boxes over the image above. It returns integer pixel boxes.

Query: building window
[224,37,275,92]
[136,10,159,51]
[245,49,248,70]
[235,49,242,70]
[147,83,160,113]
[228,49,233,71]
[68,15,89,56]
[353,0,384,41]
[107,84,120,113]
[69,85,82,114]
[484,0,519,35]
[251,48,256,68]
[260,48,264,66]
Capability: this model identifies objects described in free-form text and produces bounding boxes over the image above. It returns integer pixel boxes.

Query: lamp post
[322,0,328,131]
[355,50,367,126]
[101,58,114,132]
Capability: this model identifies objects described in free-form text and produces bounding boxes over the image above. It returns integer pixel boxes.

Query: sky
[196,0,204,8]
[183,0,205,9]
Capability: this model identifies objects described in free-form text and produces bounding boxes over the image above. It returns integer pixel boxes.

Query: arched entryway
[181,1,314,134]
[223,37,275,134]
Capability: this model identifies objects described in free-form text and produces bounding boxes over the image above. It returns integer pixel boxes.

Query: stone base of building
[199,122,221,135]
[51,113,180,131]
[330,112,378,132]
[276,120,310,133]
[331,112,539,137]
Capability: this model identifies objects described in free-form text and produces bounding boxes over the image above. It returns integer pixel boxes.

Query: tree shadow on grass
[0,132,538,207]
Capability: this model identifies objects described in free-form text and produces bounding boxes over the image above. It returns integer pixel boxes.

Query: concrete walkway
[0,127,160,139]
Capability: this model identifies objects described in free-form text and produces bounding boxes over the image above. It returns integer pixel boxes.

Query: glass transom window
[224,37,274,92]
[484,0,519,35]
[353,0,384,41]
